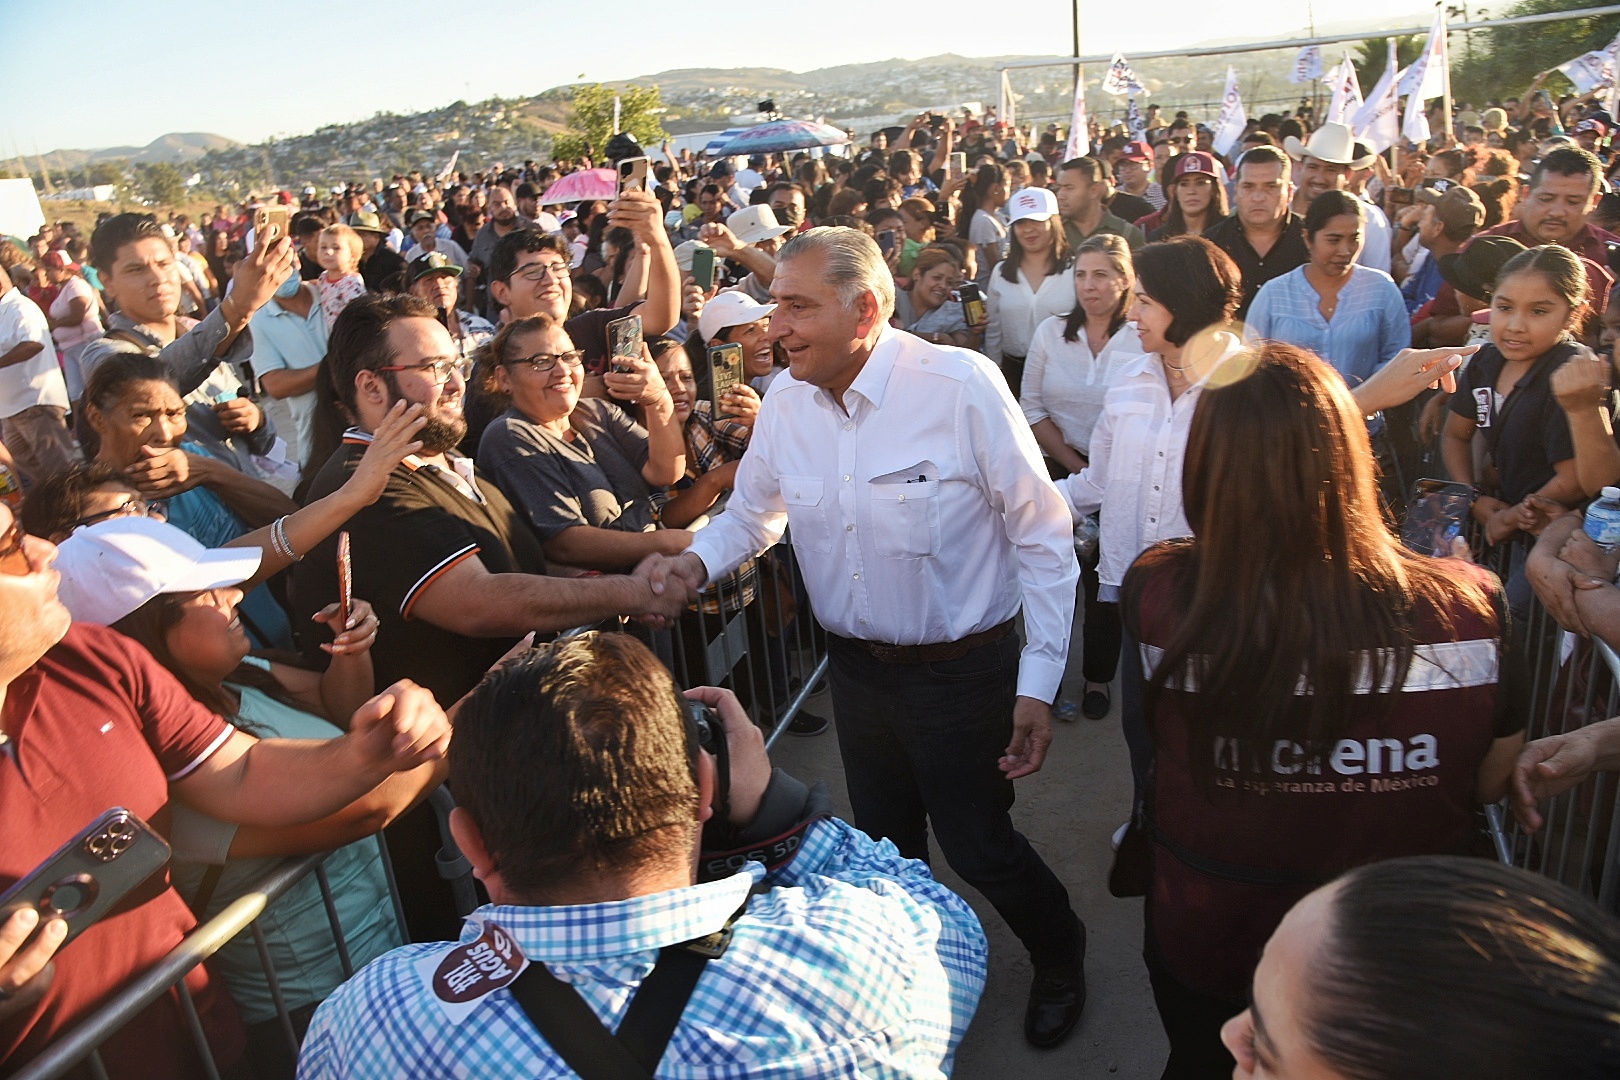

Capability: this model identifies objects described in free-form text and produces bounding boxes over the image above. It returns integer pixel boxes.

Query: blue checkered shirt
[296,819,987,1079]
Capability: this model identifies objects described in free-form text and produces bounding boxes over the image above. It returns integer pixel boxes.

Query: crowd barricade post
[1483,536,1620,914]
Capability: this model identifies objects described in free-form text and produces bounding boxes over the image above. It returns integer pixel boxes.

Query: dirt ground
[770,616,1169,1080]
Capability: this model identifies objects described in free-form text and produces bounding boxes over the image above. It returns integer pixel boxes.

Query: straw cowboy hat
[1283,121,1377,170]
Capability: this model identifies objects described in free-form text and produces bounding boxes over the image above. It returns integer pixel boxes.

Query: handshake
[632,551,711,626]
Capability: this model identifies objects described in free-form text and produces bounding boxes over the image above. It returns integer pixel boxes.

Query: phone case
[1401,480,1473,559]
[617,157,650,195]
[709,343,743,410]
[0,809,171,951]
[337,531,353,630]
[608,315,643,372]
[692,247,716,292]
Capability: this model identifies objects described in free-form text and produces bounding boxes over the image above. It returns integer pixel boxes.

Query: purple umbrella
[712,119,850,157]
[539,168,617,205]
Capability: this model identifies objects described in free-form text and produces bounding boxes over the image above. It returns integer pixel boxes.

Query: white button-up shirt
[983,264,1077,366]
[687,328,1079,703]
[1057,332,1244,594]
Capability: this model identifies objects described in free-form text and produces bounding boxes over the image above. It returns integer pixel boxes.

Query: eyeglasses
[506,261,571,283]
[375,357,463,383]
[67,496,165,533]
[0,516,29,577]
[504,350,585,373]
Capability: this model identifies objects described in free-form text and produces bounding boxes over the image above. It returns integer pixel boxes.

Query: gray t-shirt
[476,396,654,541]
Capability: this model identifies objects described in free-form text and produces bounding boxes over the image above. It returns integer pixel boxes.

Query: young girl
[1442,245,1597,549]
[315,224,367,328]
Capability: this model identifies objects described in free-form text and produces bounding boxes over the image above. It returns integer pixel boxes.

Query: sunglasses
[0,516,29,577]
[66,496,166,533]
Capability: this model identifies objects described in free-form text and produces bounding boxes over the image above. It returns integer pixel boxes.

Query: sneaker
[786,710,829,737]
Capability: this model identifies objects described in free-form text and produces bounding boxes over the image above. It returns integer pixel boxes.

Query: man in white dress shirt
[645,227,1087,1048]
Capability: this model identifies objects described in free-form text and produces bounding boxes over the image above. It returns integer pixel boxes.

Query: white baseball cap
[1006,186,1060,224]
[673,239,711,273]
[725,204,792,246]
[53,517,262,627]
[699,291,778,343]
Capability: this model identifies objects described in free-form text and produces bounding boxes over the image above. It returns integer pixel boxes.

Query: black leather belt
[836,618,1016,664]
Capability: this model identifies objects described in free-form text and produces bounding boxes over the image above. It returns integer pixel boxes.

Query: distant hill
[40,132,239,169]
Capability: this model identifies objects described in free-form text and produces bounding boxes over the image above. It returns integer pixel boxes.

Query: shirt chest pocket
[781,476,832,553]
[868,478,941,559]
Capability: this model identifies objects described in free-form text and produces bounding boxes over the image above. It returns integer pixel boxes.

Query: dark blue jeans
[826,632,1082,968]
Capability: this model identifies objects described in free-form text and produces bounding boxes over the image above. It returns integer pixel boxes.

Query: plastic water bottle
[1584,487,1620,553]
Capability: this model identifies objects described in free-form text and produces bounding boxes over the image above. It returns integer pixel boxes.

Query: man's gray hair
[777,226,896,322]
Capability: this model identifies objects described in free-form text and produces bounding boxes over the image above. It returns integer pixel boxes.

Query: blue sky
[3,0,1438,152]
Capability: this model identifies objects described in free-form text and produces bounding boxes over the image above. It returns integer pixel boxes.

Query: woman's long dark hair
[112,593,310,727]
[1308,855,1620,1080]
[1122,344,1494,790]
[957,163,1007,241]
[1062,235,1133,343]
[1158,165,1230,237]
[999,215,1071,284]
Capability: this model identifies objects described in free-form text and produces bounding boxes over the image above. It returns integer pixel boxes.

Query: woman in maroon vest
[1121,341,1526,1079]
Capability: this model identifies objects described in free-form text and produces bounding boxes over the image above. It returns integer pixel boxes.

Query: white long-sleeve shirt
[1056,332,1244,595]
[687,327,1079,703]
[1020,316,1144,458]
[982,265,1077,365]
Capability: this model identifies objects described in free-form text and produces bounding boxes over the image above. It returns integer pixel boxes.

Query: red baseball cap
[1170,152,1221,181]
[1118,140,1153,163]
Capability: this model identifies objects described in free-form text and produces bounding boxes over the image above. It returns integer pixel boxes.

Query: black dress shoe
[1081,687,1111,720]
[1024,945,1087,1048]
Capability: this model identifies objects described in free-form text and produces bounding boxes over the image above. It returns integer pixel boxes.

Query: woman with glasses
[475,314,691,572]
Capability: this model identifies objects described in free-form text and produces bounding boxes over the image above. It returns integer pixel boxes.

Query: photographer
[299,633,987,1078]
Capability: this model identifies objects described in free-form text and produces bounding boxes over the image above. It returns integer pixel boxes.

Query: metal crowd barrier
[11,836,408,1080]
[1481,537,1620,913]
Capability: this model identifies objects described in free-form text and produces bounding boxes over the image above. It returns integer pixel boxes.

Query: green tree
[88,162,124,186]
[1451,0,1620,105]
[553,83,668,163]
[140,161,186,205]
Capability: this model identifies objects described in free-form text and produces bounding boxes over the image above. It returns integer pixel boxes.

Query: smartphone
[1400,480,1473,559]
[0,809,171,952]
[708,342,744,411]
[878,230,898,256]
[957,282,987,328]
[336,530,352,631]
[691,245,716,292]
[607,313,643,373]
[1388,187,1415,207]
[617,156,650,195]
[253,205,289,248]
[948,152,967,179]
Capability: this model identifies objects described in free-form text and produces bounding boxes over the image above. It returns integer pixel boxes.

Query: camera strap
[507,898,747,1080]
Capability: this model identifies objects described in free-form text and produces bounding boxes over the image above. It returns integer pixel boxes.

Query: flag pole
[1439,2,1453,147]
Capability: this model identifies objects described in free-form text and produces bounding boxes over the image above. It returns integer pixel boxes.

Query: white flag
[1403,82,1432,145]
[1323,53,1364,126]
[1557,50,1612,95]
[1065,71,1090,160]
[1607,30,1620,120]
[436,149,460,181]
[1125,94,1147,140]
[1290,46,1323,85]
[1399,7,1448,102]
[1353,40,1401,153]
[1212,67,1246,158]
[1103,53,1143,97]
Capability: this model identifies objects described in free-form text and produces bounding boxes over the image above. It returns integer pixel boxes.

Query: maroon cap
[1118,140,1153,163]
[1170,152,1221,180]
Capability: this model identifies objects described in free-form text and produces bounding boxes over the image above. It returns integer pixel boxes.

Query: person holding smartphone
[0,500,451,1079]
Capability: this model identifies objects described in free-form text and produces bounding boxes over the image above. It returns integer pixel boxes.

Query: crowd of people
[2,77,1620,1080]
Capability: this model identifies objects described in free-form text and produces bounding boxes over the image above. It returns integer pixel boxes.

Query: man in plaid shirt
[298,633,985,1079]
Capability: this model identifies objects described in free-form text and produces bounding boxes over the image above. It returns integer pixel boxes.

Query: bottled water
[1584,486,1620,553]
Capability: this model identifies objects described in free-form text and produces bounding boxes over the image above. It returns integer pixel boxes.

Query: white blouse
[983,264,1077,365]
[1020,316,1144,458]
[1057,331,1245,595]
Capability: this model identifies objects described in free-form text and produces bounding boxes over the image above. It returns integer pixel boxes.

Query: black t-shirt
[1203,213,1309,321]
[360,245,407,293]
[291,436,548,706]
[1109,192,1154,226]
[1448,340,1586,505]
[566,302,642,378]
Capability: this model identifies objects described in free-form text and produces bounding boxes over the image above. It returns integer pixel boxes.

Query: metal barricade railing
[1483,538,1620,913]
[13,848,383,1080]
